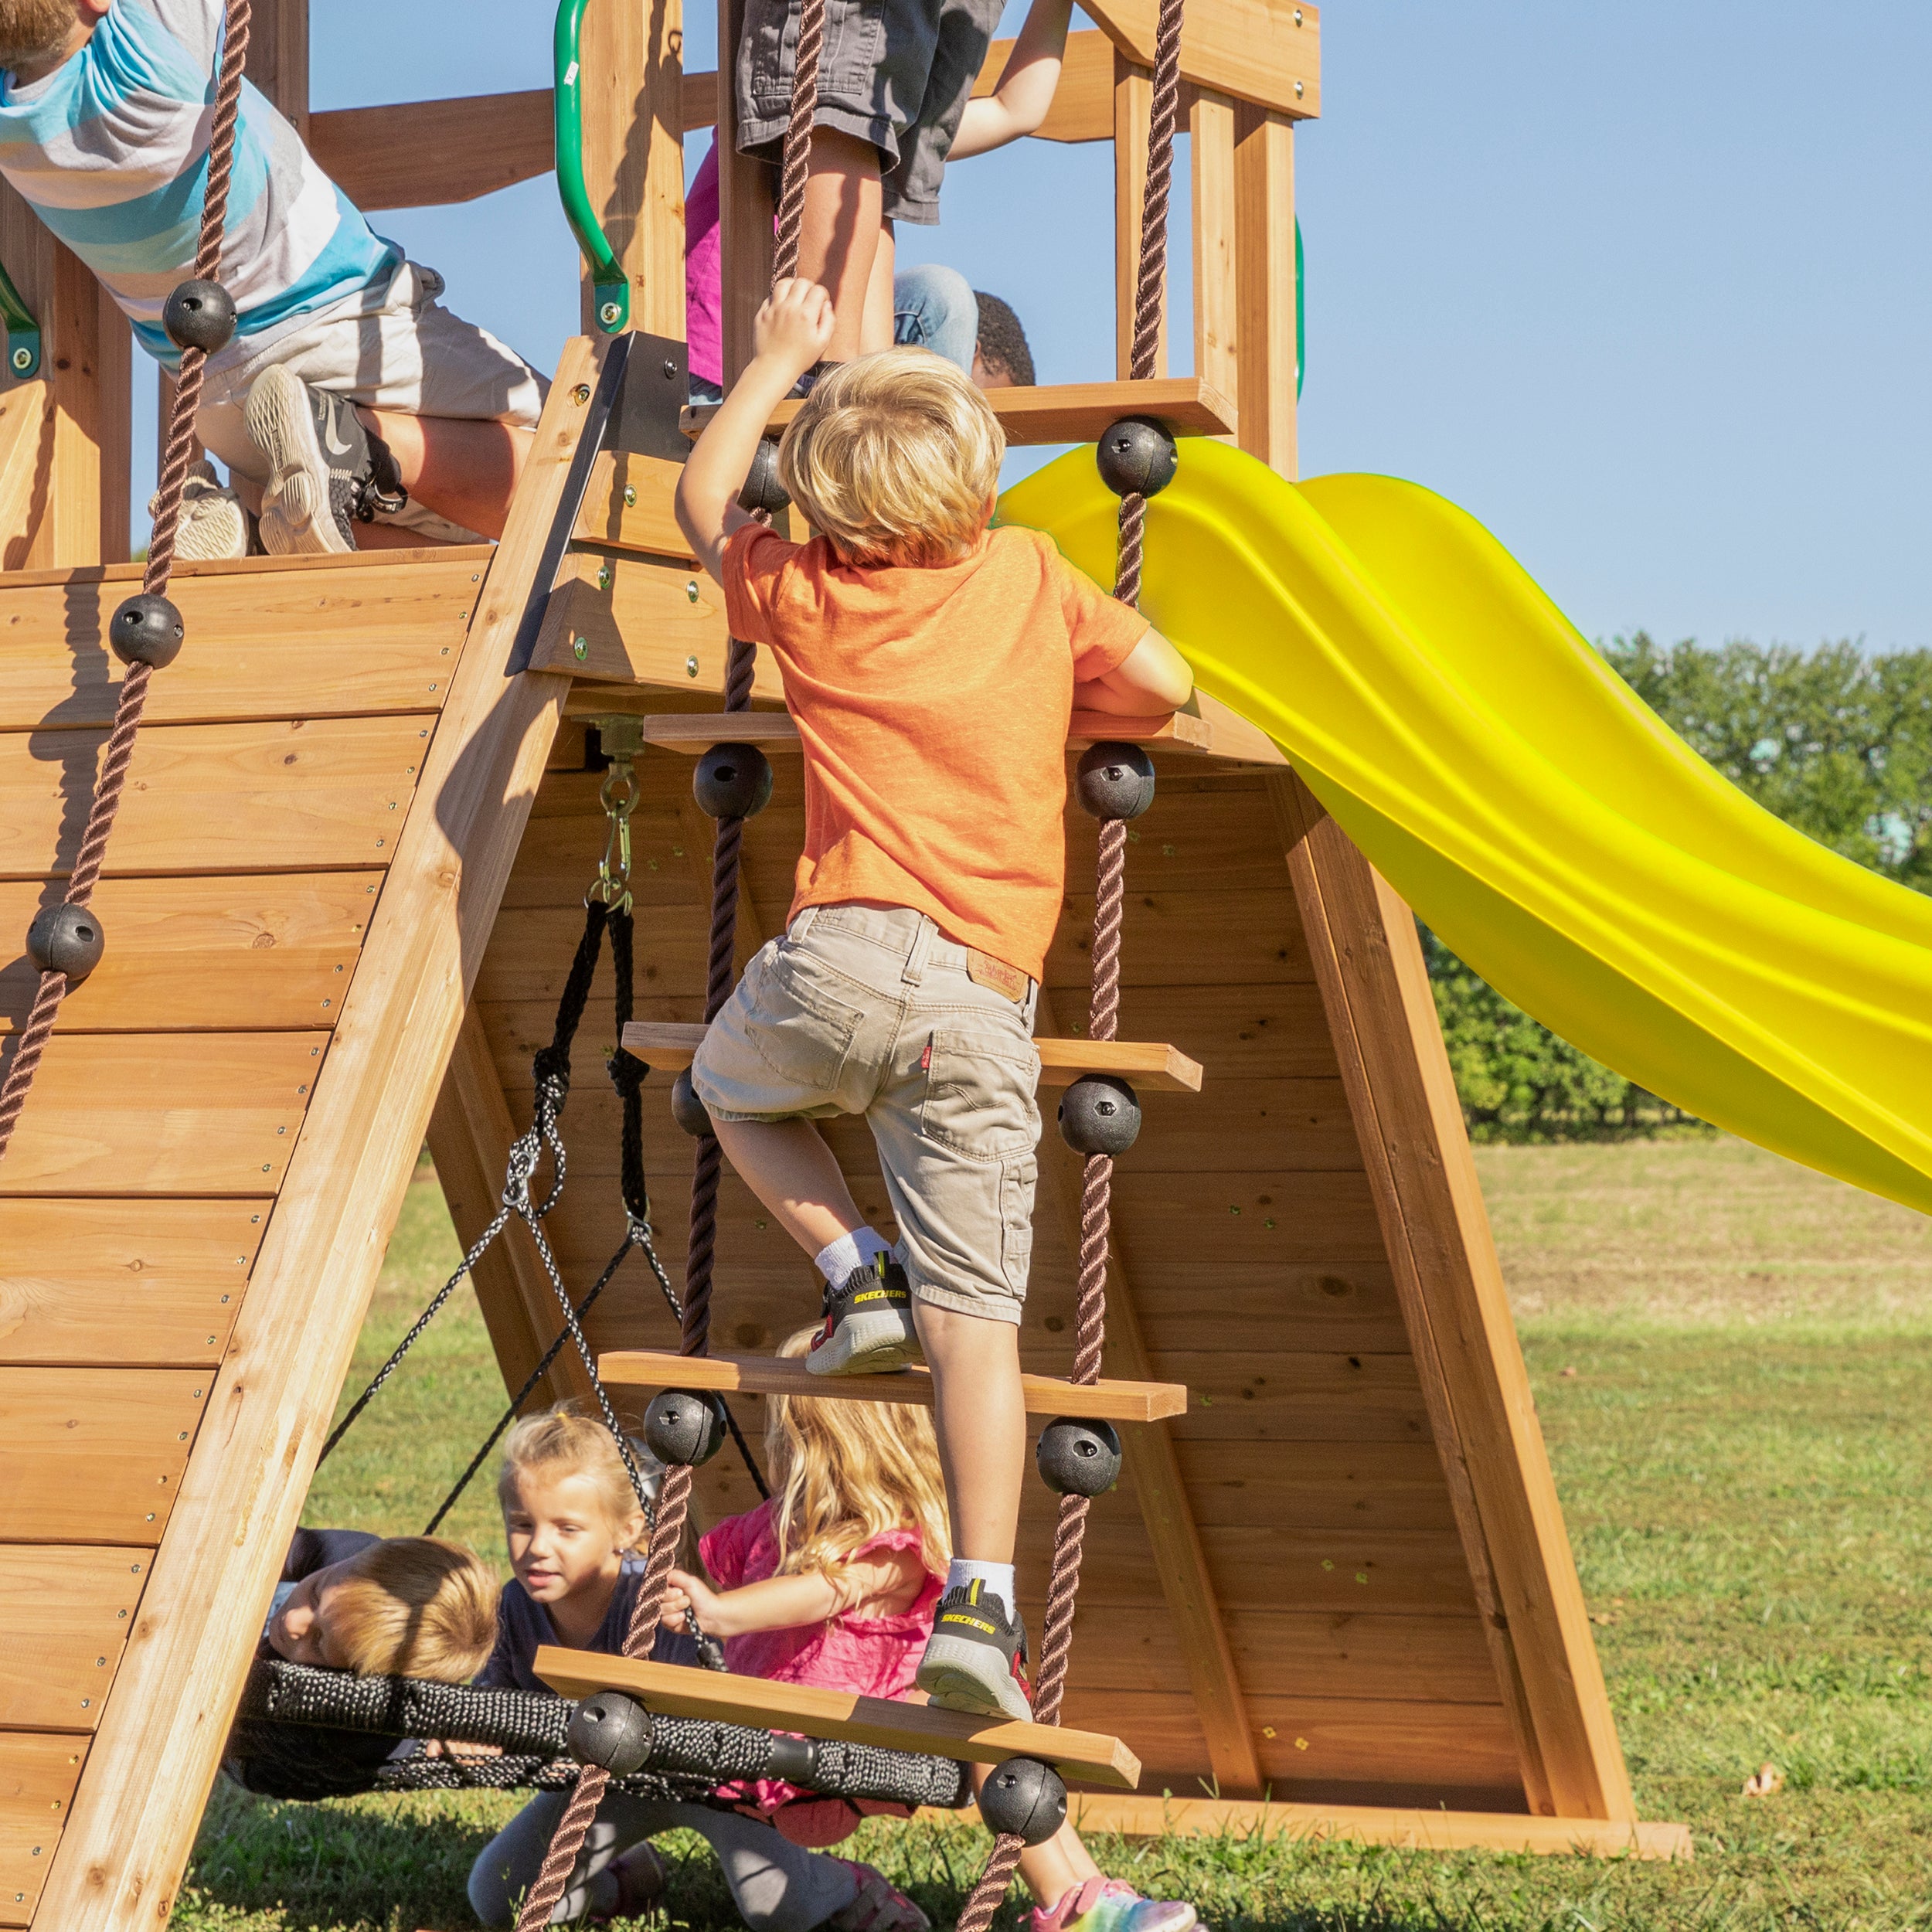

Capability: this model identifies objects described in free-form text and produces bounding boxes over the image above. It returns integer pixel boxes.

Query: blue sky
[130,1,1932,652]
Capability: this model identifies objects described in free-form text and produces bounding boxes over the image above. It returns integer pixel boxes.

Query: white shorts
[196,260,549,546]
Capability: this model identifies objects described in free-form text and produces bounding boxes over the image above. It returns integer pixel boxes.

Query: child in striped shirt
[0,0,546,558]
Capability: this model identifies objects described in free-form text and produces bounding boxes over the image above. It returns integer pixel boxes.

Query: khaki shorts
[195,260,549,545]
[693,904,1041,1324]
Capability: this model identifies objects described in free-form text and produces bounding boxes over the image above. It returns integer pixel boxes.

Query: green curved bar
[1294,216,1303,400]
[0,256,41,379]
[554,0,631,333]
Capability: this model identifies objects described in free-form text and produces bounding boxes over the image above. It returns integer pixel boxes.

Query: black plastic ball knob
[1036,1417,1123,1498]
[1074,742,1156,821]
[1056,1073,1141,1158]
[1096,417,1178,499]
[738,437,791,515]
[163,278,237,355]
[670,1068,713,1140]
[694,743,774,821]
[978,1757,1067,1845]
[26,901,104,983]
[109,593,184,670]
[566,1690,655,1775]
[643,1388,729,1467]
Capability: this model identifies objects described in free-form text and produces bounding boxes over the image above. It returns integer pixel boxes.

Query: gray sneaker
[245,366,406,556]
[916,1583,1033,1723]
[804,1254,923,1376]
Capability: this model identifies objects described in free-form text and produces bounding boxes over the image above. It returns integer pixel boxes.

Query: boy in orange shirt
[675,281,1192,1719]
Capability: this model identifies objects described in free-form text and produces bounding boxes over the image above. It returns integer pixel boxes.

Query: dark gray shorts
[734,0,1005,225]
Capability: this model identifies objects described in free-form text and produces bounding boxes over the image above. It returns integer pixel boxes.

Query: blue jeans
[893,262,978,375]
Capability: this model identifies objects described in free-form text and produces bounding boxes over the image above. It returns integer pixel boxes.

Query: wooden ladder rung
[680,376,1236,449]
[621,1022,1203,1094]
[534,1649,1142,1788]
[596,1349,1188,1423]
[580,708,1216,753]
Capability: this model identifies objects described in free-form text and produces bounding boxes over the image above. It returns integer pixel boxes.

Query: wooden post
[1112,53,1166,378]
[1233,103,1295,475]
[245,0,310,135]
[0,186,122,567]
[580,0,688,338]
[717,0,776,382]
[1189,89,1238,410]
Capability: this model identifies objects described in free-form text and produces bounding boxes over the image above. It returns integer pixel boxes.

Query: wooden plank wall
[0,546,486,1928]
[454,733,1530,1811]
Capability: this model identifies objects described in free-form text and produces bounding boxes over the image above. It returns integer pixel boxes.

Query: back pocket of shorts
[920,1029,1040,1160]
[742,950,867,1094]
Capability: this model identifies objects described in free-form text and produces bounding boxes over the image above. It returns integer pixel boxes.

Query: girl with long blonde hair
[663,1333,1199,1932]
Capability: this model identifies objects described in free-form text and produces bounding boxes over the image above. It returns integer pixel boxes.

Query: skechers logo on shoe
[938,1611,1000,1638]
[849,1285,910,1309]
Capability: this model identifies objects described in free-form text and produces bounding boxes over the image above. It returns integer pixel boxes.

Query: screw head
[572,383,591,404]
[1294,78,1304,97]
[623,484,638,507]
[598,301,621,327]
[12,345,29,371]
[685,655,699,678]
[573,636,588,662]
[597,564,611,590]
[685,579,700,604]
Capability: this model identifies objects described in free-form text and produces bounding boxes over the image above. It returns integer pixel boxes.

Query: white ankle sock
[815,1226,892,1287]
[945,1558,1016,1607]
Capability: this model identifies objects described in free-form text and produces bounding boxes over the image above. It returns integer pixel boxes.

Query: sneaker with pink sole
[1029,1877,1198,1932]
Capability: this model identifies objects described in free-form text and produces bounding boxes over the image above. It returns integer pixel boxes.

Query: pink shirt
[686,139,723,387]
[699,1498,943,1843]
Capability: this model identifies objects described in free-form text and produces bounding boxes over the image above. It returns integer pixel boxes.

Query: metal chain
[0,0,253,1168]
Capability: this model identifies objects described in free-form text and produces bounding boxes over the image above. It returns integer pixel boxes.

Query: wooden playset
[0,2,1689,1927]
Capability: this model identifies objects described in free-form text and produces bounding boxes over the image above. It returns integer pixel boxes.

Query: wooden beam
[1032,986,1264,1799]
[579,0,685,337]
[621,1021,1203,1092]
[426,1002,587,1413]
[573,449,692,561]
[1114,56,1165,379]
[1234,104,1297,476]
[597,1349,1188,1423]
[31,341,602,1932]
[1269,772,1636,1824]
[244,0,309,134]
[310,91,553,212]
[535,1649,1142,1787]
[1080,0,1320,121]
[568,706,1216,755]
[1190,90,1239,410]
[1057,1794,1692,1859]
[679,376,1233,447]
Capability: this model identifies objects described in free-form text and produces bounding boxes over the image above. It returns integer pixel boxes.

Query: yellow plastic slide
[1002,440,1932,1216]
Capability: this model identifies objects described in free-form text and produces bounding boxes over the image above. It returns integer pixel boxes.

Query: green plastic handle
[0,256,41,379]
[1294,216,1304,400]
[555,0,631,333]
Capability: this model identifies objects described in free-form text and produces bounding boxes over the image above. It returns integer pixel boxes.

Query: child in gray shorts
[673,280,1194,1718]
[730,0,1007,367]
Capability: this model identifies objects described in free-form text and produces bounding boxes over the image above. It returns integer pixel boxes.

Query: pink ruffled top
[699,1498,943,1843]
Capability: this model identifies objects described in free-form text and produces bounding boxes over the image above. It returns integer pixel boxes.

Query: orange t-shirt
[723,522,1149,981]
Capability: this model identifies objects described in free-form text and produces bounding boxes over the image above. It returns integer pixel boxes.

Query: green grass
[172,1140,1932,1931]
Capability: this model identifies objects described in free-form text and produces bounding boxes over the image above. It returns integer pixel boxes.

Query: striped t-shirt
[0,0,400,368]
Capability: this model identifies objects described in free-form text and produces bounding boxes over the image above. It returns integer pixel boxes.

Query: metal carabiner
[587,758,639,914]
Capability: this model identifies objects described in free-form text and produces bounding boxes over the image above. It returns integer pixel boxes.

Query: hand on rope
[0,0,253,1170]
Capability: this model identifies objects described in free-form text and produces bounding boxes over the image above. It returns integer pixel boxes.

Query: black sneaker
[917,1583,1032,1722]
[804,1253,922,1376]
[246,366,407,556]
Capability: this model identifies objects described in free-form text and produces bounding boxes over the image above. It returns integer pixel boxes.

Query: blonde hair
[765,1327,951,1580]
[325,1538,498,1682]
[778,348,1004,567]
[498,1402,649,1550]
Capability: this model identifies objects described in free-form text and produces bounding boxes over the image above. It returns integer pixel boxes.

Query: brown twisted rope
[512,1,821,1917]
[0,0,252,1169]
[956,0,1184,1920]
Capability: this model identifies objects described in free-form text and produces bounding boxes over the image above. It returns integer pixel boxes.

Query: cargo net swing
[513,0,1192,1910]
[0,0,975,1833]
